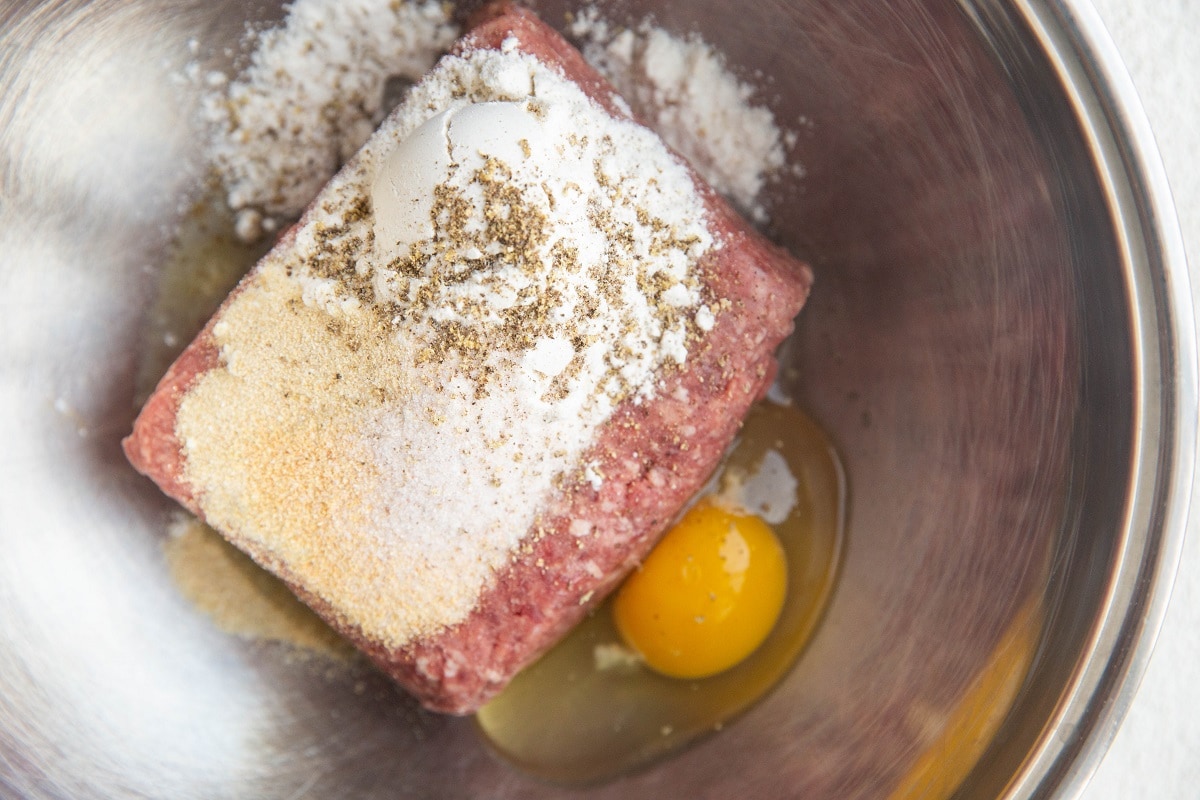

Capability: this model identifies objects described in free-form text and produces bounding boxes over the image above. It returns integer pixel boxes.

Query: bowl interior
[0,0,1167,798]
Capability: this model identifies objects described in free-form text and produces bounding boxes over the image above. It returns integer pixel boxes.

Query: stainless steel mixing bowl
[0,0,1193,797]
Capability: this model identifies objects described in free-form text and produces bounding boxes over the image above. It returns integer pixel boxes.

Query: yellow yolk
[613,502,788,679]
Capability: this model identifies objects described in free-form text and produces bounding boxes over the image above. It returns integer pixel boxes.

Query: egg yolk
[613,502,788,679]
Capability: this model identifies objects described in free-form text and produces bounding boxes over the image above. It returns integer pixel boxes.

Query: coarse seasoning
[175,41,718,650]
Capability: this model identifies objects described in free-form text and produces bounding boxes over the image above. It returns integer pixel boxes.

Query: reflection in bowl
[0,1,1192,798]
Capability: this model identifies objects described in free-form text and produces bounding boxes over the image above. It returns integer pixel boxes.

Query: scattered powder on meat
[570,7,790,223]
[200,0,459,240]
[175,42,716,650]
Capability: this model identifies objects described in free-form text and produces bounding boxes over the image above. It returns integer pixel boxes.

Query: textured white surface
[1083,1,1200,798]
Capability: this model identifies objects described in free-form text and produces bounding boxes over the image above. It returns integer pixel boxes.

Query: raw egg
[475,400,845,783]
[613,502,787,679]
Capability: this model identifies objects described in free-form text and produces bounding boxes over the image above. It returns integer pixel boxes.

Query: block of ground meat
[124,2,812,714]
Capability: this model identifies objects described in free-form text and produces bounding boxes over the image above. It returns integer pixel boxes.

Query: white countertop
[1080,2,1199,798]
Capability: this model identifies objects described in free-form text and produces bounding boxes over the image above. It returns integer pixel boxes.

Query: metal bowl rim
[1004,1,1197,796]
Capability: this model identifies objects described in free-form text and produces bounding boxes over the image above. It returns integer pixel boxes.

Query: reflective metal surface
[0,0,1192,798]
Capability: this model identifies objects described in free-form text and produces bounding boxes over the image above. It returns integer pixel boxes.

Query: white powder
[200,0,459,240]
[178,43,716,648]
[570,8,789,223]
[193,1,791,239]
[716,449,799,525]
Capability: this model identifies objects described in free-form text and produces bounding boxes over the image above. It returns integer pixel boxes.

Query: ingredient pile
[137,0,839,784]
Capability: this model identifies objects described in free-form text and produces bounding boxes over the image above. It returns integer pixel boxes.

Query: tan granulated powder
[176,261,468,644]
[163,514,354,658]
